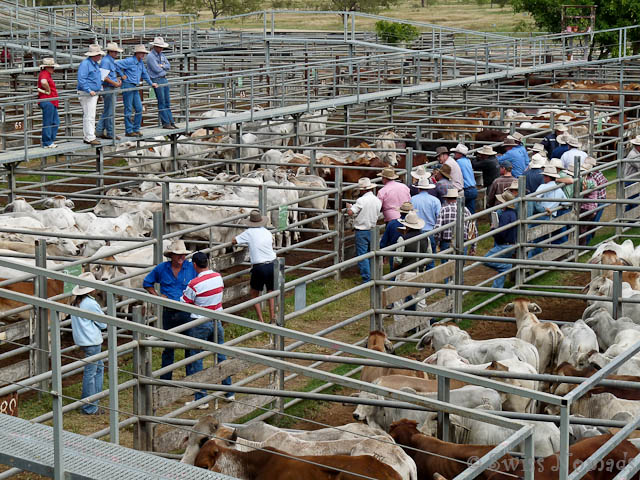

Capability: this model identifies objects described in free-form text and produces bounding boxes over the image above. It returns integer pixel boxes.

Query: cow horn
[503,303,515,313]
[528,302,542,314]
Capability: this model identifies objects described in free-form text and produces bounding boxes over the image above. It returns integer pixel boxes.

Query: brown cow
[194,440,402,480]
[552,362,640,400]
[389,419,522,480]
[0,278,67,322]
[360,331,427,383]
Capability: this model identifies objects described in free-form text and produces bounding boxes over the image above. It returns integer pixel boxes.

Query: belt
[254,260,275,266]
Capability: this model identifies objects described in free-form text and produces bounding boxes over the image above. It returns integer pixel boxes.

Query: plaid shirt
[591,170,607,201]
[581,174,598,212]
[434,203,477,242]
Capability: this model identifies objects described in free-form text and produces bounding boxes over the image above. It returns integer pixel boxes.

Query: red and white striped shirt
[181,269,224,318]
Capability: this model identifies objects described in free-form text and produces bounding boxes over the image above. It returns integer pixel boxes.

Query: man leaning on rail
[116,45,157,137]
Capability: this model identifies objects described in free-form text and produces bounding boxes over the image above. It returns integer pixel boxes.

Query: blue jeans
[485,244,514,289]
[96,86,116,138]
[552,207,570,244]
[160,309,192,380]
[122,81,143,134]
[152,77,174,126]
[185,320,232,401]
[355,229,372,282]
[39,101,59,146]
[81,344,104,414]
[464,186,478,214]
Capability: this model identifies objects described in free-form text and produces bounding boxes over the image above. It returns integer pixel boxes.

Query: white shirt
[351,191,382,230]
[561,148,588,171]
[533,181,567,216]
[235,227,277,264]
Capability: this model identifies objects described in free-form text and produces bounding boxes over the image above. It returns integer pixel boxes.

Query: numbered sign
[278,205,288,231]
[0,393,18,416]
[63,264,83,294]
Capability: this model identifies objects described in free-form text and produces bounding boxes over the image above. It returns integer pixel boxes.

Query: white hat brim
[72,285,95,296]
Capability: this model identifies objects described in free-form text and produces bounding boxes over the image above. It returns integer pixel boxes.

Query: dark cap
[501,160,513,171]
[435,146,449,155]
[192,251,209,268]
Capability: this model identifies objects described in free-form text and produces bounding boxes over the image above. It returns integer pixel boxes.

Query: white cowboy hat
[84,44,105,57]
[631,135,640,146]
[509,132,524,143]
[496,190,516,208]
[476,145,497,156]
[548,158,564,170]
[163,239,190,257]
[415,177,435,190]
[443,188,459,199]
[508,180,519,191]
[584,156,597,167]
[566,136,581,148]
[556,134,568,145]
[377,167,399,180]
[450,143,469,155]
[357,177,376,190]
[555,124,569,133]
[150,37,169,48]
[397,201,413,213]
[398,211,425,230]
[243,209,269,228]
[72,272,98,296]
[105,42,124,53]
[530,153,546,168]
[411,165,431,181]
[133,44,150,54]
[529,143,545,153]
[542,166,560,178]
[40,57,60,69]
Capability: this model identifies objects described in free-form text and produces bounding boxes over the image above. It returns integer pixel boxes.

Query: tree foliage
[179,0,261,19]
[375,21,420,45]
[326,0,398,13]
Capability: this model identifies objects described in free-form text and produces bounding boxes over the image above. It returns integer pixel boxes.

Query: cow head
[364,330,393,353]
[44,195,74,209]
[91,256,126,283]
[180,415,219,464]
[3,197,35,213]
[503,299,541,314]
[193,440,222,470]
[581,276,612,296]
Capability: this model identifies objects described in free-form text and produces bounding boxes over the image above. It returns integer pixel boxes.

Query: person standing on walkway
[232,210,277,323]
[436,145,463,192]
[434,189,477,255]
[96,42,123,140]
[451,143,477,213]
[411,176,441,258]
[37,57,60,149]
[432,164,455,205]
[117,45,157,137]
[498,137,528,178]
[181,251,233,408]
[347,177,382,283]
[70,272,106,415]
[542,124,568,157]
[484,190,518,289]
[376,167,410,223]
[77,44,105,146]
[487,161,514,207]
[472,145,500,190]
[147,37,177,129]
[143,239,196,380]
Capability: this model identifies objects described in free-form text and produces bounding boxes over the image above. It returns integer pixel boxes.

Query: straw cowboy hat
[435,146,449,156]
[134,44,150,54]
[40,57,60,69]
[529,143,545,153]
[450,143,469,155]
[72,272,98,296]
[411,165,431,181]
[437,163,453,179]
[398,201,413,214]
[357,177,376,191]
[631,135,640,146]
[243,209,269,228]
[150,37,169,48]
[530,153,546,168]
[443,188,459,199]
[163,239,190,257]
[496,190,516,208]
[566,135,581,148]
[509,132,524,143]
[84,44,105,57]
[415,177,435,190]
[555,124,569,133]
[476,145,497,156]
[542,166,560,178]
[584,156,597,167]
[105,42,124,53]
[503,137,517,147]
[398,211,425,230]
[556,133,568,145]
[508,180,519,191]
[377,167,399,180]
[548,158,564,171]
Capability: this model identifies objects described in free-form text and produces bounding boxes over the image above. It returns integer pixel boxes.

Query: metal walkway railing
[0,413,235,479]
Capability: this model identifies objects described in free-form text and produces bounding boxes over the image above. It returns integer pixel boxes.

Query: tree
[179,0,261,19]
[510,0,640,57]
[326,0,398,13]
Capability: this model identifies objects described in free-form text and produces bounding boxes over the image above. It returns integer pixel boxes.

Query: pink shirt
[445,157,464,191]
[377,180,411,222]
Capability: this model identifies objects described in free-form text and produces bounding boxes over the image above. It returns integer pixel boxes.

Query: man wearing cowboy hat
[409,165,431,196]
[435,145,463,191]
[542,124,568,157]
[380,201,412,272]
[147,37,177,129]
[487,160,514,207]
[451,143,478,213]
[528,143,547,160]
[560,135,587,171]
[77,44,106,146]
[434,188,477,256]
[96,42,123,140]
[498,136,528,178]
[411,177,441,233]
[232,210,277,323]
[529,166,568,255]
[143,239,196,380]
[347,178,382,283]
[116,45,158,137]
[376,167,410,223]
[37,57,60,149]
[396,211,431,311]
[70,272,106,415]
[551,133,570,161]
[472,145,500,190]
[524,153,546,194]
[484,190,517,289]
[432,164,455,205]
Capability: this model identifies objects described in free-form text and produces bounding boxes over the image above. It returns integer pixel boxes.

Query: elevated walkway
[0,413,235,479]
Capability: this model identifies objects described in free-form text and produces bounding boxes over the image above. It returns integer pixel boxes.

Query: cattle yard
[1,5,640,480]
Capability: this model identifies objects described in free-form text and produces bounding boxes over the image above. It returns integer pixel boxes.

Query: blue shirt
[533,181,567,215]
[411,191,442,231]
[551,144,570,160]
[525,168,544,194]
[380,218,404,250]
[498,147,529,178]
[77,57,103,93]
[143,260,197,301]
[71,296,106,346]
[456,156,476,188]
[116,56,153,86]
[146,49,170,78]
[494,207,517,245]
[100,54,121,85]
